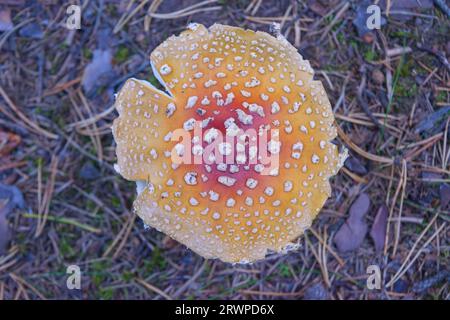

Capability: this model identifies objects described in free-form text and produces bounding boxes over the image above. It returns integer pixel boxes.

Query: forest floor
[0,0,449,299]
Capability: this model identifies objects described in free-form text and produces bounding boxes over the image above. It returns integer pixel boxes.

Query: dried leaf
[370,205,388,252]
[334,193,371,253]
[414,107,450,136]
[344,156,368,175]
[0,130,21,156]
[81,49,114,96]
[79,162,100,181]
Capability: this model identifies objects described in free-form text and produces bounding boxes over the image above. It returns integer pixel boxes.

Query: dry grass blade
[78,91,104,161]
[103,213,136,259]
[150,7,221,20]
[67,103,115,130]
[442,118,449,169]
[404,133,445,161]
[240,289,305,297]
[148,0,219,20]
[114,0,151,34]
[144,0,163,31]
[336,124,394,165]
[35,155,58,238]
[392,160,407,257]
[308,227,345,266]
[304,232,330,288]
[0,86,57,139]
[9,273,46,300]
[43,77,81,97]
[172,260,207,298]
[136,278,173,300]
[386,222,447,288]
[341,167,368,184]
[319,2,349,41]
[23,213,101,234]
[0,246,18,273]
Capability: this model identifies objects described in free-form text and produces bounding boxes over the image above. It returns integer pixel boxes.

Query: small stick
[136,278,173,300]
[336,125,394,165]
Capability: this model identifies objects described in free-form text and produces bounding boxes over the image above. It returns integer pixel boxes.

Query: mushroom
[112,23,347,263]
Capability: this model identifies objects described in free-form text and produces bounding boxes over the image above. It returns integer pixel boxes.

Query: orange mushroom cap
[112,23,347,263]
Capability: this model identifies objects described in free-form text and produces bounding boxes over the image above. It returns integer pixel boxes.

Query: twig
[417,44,450,73]
[386,221,446,288]
[172,260,207,298]
[392,160,407,257]
[136,278,173,300]
[336,124,394,165]
[10,273,46,300]
[23,213,101,234]
[0,86,57,139]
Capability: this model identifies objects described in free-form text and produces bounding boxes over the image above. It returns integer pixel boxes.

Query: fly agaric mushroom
[112,23,347,263]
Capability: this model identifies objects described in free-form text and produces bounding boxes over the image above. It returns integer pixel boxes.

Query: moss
[277,263,292,278]
[395,81,418,98]
[121,271,134,282]
[82,47,92,60]
[111,196,121,208]
[59,236,77,259]
[391,30,412,40]
[363,49,377,62]
[99,287,114,300]
[144,247,167,271]
[435,91,447,103]
[115,46,130,64]
[91,260,110,287]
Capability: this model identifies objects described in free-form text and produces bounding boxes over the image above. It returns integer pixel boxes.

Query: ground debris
[344,156,368,175]
[0,183,25,255]
[81,49,114,97]
[440,183,450,208]
[304,282,329,300]
[0,8,13,32]
[370,205,388,252]
[334,193,371,253]
[412,271,450,293]
[414,107,450,136]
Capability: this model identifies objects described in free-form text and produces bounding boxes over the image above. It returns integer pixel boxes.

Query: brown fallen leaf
[334,193,371,253]
[0,131,21,156]
[344,156,367,175]
[370,205,388,252]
